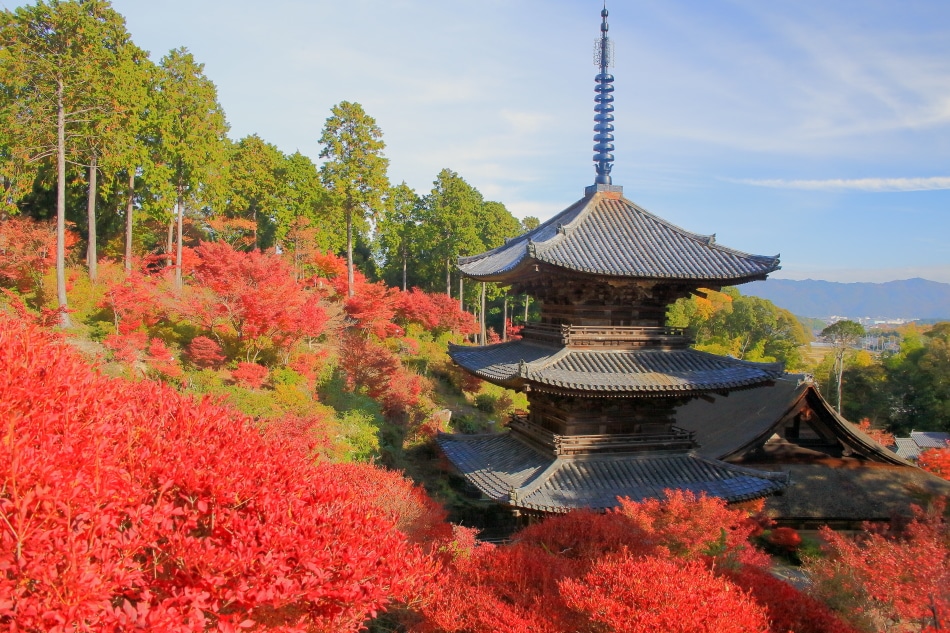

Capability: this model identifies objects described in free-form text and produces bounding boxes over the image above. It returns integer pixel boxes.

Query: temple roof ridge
[458,190,780,283]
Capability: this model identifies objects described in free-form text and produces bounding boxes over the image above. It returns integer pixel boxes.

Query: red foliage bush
[0,312,432,631]
[725,566,863,633]
[340,334,429,422]
[186,335,226,369]
[184,241,328,361]
[918,445,950,480]
[99,267,165,335]
[0,217,63,293]
[103,330,148,366]
[560,553,770,633]
[768,526,803,551]
[232,361,269,389]
[808,498,949,630]
[394,289,477,336]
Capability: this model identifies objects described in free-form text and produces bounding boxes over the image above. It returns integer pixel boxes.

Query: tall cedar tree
[420,169,483,297]
[376,181,423,291]
[154,47,228,289]
[0,0,133,323]
[318,101,389,297]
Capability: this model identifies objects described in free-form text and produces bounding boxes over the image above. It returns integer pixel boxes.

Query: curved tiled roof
[458,190,780,284]
[448,340,784,395]
[437,432,789,512]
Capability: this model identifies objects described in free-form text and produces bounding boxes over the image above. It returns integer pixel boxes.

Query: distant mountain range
[743,278,950,321]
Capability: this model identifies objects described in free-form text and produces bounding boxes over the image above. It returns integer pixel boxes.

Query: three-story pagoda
[437,7,791,512]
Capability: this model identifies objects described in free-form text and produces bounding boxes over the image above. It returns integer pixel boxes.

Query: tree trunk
[253,206,258,251]
[175,191,184,290]
[459,276,464,311]
[86,154,98,282]
[166,216,174,257]
[55,79,70,327]
[480,282,487,345]
[503,293,508,342]
[124,171,135,272]
[446,257,452,296]
[346,202,354,297]
[401,245,407,291]
[836,351,844,414]
[524,295,530,324]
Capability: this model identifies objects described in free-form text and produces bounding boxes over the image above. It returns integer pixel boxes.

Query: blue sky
[88,2,950,282]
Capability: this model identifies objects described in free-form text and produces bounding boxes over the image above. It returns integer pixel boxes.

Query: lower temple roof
[448,339,784,395]
[437,432,789,512]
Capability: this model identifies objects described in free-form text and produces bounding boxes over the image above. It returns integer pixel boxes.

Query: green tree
[820,319,866,414]
[318,101,389,297]
[273,151,336,253]
[376,182,422,291]
[420,168,484,296]
[521,216,540,233]
[0,0,135,322]
[154,47,228,289]
[222,134,284,250]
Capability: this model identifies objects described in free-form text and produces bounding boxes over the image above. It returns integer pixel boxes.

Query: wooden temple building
[437,7,950,523]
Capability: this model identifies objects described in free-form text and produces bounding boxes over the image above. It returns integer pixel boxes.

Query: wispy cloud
[735,176,950,192]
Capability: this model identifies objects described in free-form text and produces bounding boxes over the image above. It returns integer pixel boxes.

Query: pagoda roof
[448,339,784,395]
[437,432,789,512]
[458,187,780,285]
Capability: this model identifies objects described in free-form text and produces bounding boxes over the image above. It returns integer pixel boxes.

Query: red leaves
[561,553,770,633]
[857,417,896,447]
[186,335,226,369]
[0,216,61,293]
[0,312,431,630]
[412,490,859,633]
[768,526,803,552]
[807,498,950,630]
[232,361,268,389]
[340,334,429,421]
[918,445,950,480]
[185,241,329,361]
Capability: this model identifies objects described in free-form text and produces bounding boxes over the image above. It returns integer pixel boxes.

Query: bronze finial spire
[593,4,615,185]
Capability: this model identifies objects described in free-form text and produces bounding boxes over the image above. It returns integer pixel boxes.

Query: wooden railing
[520,324,690,349]
[508,415,696,456]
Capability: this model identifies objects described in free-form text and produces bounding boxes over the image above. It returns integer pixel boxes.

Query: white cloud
[735,176,950,192]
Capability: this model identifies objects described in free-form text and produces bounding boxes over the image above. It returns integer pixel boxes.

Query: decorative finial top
[592,3,615,186]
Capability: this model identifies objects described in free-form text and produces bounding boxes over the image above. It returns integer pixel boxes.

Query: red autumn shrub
[103,330,148,366]
[340,334,431,422]
[725,566,863,633]
[615,489,769,566]
[857,417,896,447]
[232,361,268,389]
[918,445,950,480]
[186,335,226,369]
[146,337,181,380]
[321,462,453,546]
[807,497,949,630]
[346,281,400,338]
[99,267,165,335]
[0,216,61,293]
[0,311,432,631]
[560,552,770,633]
[768,526,803,551]
[183,241,328,361]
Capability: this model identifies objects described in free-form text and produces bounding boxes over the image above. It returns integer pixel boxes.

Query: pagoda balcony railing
[520,324,690,349]
[507,414,696,457]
